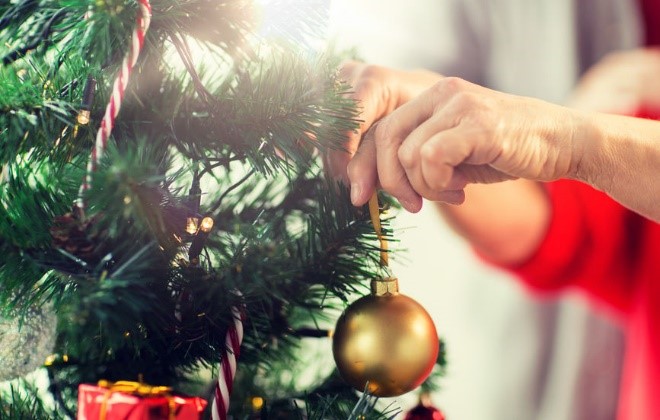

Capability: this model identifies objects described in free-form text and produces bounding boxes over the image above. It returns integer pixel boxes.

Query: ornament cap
[371,277,399,296]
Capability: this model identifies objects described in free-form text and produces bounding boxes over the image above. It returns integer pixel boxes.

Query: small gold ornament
[332,278,439,397]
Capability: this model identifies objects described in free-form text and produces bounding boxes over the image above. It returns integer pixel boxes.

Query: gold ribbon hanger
[368,192,388,267]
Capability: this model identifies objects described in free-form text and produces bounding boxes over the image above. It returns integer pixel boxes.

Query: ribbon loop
[97,379,172,397]
[368,193,388,267]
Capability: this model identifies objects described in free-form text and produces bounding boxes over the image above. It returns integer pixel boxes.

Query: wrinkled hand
[569,47,660,113]
[348,77,582,210]
[323,61,442,210]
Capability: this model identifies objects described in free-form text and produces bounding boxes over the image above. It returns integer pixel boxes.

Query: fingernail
[401,198,422,213]
[350,182,362,205]
[401,200,415,212]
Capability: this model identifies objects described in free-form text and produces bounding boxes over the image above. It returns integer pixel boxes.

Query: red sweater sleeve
[504,180,646,315]
[493,108,659,316]
[479,108,659,316]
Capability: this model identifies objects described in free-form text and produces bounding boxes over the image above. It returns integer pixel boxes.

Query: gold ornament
[332,278,439,397]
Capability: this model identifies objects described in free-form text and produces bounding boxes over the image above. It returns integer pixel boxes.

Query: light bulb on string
[185,217,199,235]
[188,215,214,264]
[73,76,96,137]
[200,216,213,232]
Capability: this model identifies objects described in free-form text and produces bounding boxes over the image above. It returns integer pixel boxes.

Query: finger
[323,151,352,185]
[324,62,369,183]
[433,189,466,205]
[347,131,378,207]
[398,112,462,197]
[418,126,476,191]
[349,76,473,211]
[371,119,423,213]
[454,164,517,185]
[327,68,392,183]
[367,87,455,212]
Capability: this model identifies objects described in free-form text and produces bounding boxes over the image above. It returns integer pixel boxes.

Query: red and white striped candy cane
[76,2,246,416]
[77,0,152,206]
[212,304,245,420]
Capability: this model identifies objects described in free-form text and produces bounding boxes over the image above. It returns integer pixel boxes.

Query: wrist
[567,110,614,192]
[562,107,660,221]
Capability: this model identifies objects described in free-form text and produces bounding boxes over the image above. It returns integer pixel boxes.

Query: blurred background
[325,1,626,419]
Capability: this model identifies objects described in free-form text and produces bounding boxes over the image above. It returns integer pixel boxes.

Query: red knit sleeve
[479,108,658,316]
[495,180,644,316]
[493,108,660,316]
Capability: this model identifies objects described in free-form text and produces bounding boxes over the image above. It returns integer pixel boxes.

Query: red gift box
[77,381,207,420]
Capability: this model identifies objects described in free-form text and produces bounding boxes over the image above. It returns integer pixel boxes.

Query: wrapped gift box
[77,381,207,420]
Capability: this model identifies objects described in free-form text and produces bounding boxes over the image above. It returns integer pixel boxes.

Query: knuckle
[372,119,393,146]
[360,64,386,80]
[451,90,477,109]
[353,77,376,100]
[426,171,449,192]
[397,144,415,169]
[355,68,389,101]
[379,176,399,193]
[420,141,442,163]
[343,64,382,96]
[426,171,446,189]
[435,76,466,94]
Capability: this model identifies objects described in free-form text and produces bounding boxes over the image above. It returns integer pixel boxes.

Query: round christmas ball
[404,393,446,420]
[332,278,439,397]
[0,302,57,381]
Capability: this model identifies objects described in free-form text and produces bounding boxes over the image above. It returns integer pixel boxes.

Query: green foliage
[0,381,66,420]
[0,0,443,418]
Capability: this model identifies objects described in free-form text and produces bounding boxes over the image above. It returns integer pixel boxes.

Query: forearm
[434,180,551,265]
[572,111,660,222]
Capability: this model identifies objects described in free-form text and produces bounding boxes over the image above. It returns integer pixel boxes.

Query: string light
[77,76,96,125]
[188,216,214,263]
[200,216,213,233]
[77,110,90,126]
[44,353,70,367]
[251,396,264,411]
[44,354,56,367]
[186,217,199,234]
[73,76,96,137]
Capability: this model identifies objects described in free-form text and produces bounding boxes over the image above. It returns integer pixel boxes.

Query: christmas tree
[0,0,443,418]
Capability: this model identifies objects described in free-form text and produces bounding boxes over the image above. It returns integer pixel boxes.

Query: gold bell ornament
[332,194,439,397]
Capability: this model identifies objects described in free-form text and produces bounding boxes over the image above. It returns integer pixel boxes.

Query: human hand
[347,77,582,209]
[324,61,443,211]
[568,48,660,113]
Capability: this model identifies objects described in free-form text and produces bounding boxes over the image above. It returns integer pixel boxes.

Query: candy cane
[75,2,245,416]
[212,304,244,420]
[77,0,152,206]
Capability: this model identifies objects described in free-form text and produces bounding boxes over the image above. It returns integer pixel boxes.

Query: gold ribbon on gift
[97,379,176,420]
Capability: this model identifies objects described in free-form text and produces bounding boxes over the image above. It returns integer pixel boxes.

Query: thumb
[347,129,378,206]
